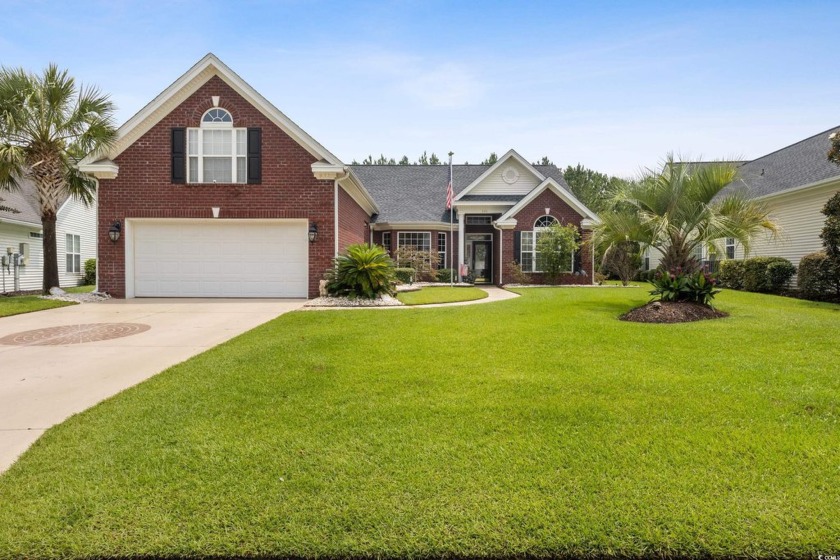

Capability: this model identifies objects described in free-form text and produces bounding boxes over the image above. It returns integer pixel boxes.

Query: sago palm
[595,156,779,272]
[0,64,117,293]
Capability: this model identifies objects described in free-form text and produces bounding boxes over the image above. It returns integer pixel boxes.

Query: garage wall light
[108,221,121,243]
[308,223,318,243]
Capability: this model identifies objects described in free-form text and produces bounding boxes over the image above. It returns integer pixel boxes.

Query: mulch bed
[621,301,728,323]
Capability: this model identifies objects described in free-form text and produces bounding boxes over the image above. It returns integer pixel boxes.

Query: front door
[471,241,492,284]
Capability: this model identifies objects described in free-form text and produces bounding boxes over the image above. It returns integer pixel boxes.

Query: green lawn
[396,285,488,305]
[1,288,838,558]
[0,294,75,318]
[64,284,94,293]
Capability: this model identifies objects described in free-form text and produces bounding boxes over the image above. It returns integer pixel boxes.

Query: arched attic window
[187,108,246,183]
[534,215,558,229]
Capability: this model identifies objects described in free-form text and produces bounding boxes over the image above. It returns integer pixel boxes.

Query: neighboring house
[80,54,598,299]
[724,126,840,269]
[0,177,96,293]
[644,129,840,273]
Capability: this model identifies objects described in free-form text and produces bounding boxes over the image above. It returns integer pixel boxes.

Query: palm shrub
[649,268,720,306]
[325,244,396,299]
[595,156,778,274]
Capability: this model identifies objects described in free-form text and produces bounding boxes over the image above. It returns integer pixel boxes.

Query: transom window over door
[187,108,247,183]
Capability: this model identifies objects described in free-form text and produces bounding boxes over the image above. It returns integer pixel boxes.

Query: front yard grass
[64,284,94,293]
[0,294,75,318]
[0,288,838,558]
[396,285,488,305]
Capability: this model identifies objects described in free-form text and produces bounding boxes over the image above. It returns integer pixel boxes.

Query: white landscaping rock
[49,287,66,295]
[304,294,404,307]
[40,291,111,304]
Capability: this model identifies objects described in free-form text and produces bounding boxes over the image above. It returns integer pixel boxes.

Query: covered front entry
[466,234,493,284]
[128,219,308,298]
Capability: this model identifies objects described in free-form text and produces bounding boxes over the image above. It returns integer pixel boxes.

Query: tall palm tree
[595,156,779,272]
[0,64,117,293]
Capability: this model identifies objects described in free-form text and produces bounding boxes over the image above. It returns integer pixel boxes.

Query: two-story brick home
[80,54,598,298]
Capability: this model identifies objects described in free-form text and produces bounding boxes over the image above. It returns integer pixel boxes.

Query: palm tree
[595,156,779,272]
[0,64,117,293]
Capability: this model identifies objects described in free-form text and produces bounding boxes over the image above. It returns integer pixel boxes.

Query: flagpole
[448,151,454,286]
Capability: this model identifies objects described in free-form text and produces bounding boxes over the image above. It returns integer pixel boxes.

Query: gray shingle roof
[0,176,44,227]
[723,125,840,198]
[351,164,567,223]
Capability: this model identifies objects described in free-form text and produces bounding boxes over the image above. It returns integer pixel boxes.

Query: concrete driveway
[0,298,304,472]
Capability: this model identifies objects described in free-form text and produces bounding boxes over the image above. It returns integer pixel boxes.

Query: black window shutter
[513,231,521,265]
[171,128,186,184]
[247,127,262,184]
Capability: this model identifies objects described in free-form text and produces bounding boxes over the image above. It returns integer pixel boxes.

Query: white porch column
[457,210,465,282]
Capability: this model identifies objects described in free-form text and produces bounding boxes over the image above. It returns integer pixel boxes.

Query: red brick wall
[98,75,335,298]
[501,189,594,285]
[337,187,371,252]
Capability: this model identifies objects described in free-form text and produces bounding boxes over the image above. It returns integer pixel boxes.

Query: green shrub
[649,269,720,306]
[742,257,794,293]
[798,252,839,300]
[394,268,415,284]
[717,260,745,290]
[766,260,796,293]
[505,261,529,284]
[83,258,96,285]
[325,244,395,299]
[435,268,454,283]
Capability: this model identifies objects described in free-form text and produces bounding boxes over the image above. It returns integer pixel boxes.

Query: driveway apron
[0,298,303,472]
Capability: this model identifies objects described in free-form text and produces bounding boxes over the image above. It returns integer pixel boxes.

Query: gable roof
[351,164,565,223]
[497,177,600,226]
[453,149,545,201]
[723,125,840,199]
[80,53,342,174]
[0,177,70,228]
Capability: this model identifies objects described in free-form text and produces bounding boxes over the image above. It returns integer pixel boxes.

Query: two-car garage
[127,219,308,298]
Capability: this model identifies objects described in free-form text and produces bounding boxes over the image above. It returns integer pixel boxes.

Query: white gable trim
[453,149,545,201]
[497,178,600,225]
[80,53,342,169]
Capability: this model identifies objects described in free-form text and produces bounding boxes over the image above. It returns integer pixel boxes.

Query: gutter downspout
[334,168,350,258]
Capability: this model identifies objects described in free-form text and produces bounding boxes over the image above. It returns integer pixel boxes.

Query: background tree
[562,164,630,214]
[398,155,410,165]
[535,223,579,284]
[417,151,429,165]
[0,64,117,293]
[428,152,441,165]
[828,132,840,165]
[594,156,779,273]
[534,156,553,166]
[481,152,498,165]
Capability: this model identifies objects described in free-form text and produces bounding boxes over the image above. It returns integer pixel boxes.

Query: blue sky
[2,0,837,176]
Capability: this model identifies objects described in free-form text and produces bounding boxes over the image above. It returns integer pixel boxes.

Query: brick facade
[98,76,341,298]
[502,189,594,285]
[337,187,371,252]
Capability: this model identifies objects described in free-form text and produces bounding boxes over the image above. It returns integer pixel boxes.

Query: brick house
[81,54,598,298]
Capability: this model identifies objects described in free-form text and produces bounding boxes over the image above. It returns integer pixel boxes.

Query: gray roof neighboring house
[0,177,50,228]
[723,125,840,199]
[350,164,567,223]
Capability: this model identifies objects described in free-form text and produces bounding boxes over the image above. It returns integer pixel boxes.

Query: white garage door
[131,220,308,298]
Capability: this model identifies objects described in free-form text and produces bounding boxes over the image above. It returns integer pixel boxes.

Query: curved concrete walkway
[304,286,519,310]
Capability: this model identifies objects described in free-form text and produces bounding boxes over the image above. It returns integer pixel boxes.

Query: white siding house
[0,178,96,293]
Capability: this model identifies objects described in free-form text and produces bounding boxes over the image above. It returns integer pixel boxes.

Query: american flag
[445,164,453,209]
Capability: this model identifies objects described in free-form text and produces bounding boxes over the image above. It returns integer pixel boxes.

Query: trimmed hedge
[436,268,455,283]
[798,252,839,300]
[394,268,415,284]
[717,260,745,290]
[83,258,96,286]
[717,257,795,294]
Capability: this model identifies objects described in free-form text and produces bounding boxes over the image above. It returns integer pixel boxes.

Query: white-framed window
[397,232,431,252]
[65,234,80,273]
[725,237,736,259]
[643,248,651,271]
[187,108,247,184]
[692,245,704,263]
[466,215,492,225]
[437,232,447,268]
[520,215,573,273]
[29,231,42,239]
[381,231,391,253]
